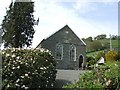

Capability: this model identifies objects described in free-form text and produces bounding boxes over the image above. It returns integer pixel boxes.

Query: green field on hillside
[111,40,118,48]
[86,39,118,57]
[99,39,118,48]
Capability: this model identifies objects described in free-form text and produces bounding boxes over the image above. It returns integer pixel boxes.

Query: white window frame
[69,44,76,61]
[55,43,63,60]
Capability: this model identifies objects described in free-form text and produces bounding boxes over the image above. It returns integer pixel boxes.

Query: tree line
[83,34,119,41]
[82,34,119,52]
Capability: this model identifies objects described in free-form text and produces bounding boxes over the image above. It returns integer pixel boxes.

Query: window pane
[70,45,76,61]
[56,43,63,60]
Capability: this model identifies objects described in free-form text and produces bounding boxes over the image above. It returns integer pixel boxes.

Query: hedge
[2,48,57,89]
[63,61,120,89]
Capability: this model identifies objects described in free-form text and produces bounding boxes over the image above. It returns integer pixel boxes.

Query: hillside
[84,39,118,53]
[85,39,118,57]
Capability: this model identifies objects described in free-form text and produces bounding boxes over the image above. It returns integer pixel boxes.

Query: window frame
[69,44,76,61]
[55,43,63,60]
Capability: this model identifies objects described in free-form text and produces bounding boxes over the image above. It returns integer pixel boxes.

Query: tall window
[69,44,76,61]
[56,43,63,60]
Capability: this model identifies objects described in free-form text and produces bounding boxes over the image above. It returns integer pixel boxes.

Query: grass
[86,50,104,57]
[99,39,118,48]
[111,40,118,48]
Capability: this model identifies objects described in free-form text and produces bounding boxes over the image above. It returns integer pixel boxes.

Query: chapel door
[79,55,83,68]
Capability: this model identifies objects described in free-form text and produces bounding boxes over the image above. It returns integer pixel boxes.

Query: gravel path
[53,69,85,88]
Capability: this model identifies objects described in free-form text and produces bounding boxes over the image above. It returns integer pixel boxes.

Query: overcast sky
[0,0,119,48]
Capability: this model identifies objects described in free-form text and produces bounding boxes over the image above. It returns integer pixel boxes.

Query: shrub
[63,61,120,89]
[95,51,105,61]
[2,48,57,89]
[86,51,105,70]
[105,50,118,62]
[86,56,95,70]
[86,56,95,63]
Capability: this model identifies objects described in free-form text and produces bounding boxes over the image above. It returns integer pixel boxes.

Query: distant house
[36,25,86,69]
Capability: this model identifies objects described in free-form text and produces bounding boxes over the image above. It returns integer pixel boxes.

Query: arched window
[56,43,63,60]
[69,44,76,61]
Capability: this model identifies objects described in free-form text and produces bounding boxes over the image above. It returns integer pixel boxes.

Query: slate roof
[36,25,86,48]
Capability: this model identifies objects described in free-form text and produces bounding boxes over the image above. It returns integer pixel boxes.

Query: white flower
[25,74,28,76]
[46,49,49,52]
[115,64,118,67]
[6,54,10,57]
[32,73,35,75]
[21,85,25,88]
[40,67,44,70]
[51,83,53,87]
[7,84,10,87]
[12,48,15,51]
[16,79,20,83]
[25,63,28,65]
[2,52,5,54]
[18,48,21,50]
[21,76,24,78]
[16,56,20,59]
[12,54,16,57]
[17,66,20,69]
[25,87,29,89]
[20,62,23,64]
[40,48,44,52]
[106,79,112,86]
[33,61,35,63]
[8,63,10,66]
[15,84,20,86]
[44,67,46,69]
[12,67,15,69]
[28,72,31,74]
[30,58,33,60]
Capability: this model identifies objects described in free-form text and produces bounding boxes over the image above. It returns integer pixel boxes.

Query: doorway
[79,55,83,68]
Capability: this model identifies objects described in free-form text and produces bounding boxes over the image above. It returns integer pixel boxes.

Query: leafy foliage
[2,48,57,89]
[94,34,107,40]
[86,51,105,70]
[90,40,102,51]
[63,61,120,89]
[1,1,35,48]
[105,50,118,62]
[95,51,105,61]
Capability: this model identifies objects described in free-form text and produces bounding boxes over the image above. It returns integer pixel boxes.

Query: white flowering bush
[2,48,57,89]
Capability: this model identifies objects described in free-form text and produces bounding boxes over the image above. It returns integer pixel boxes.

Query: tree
[111,35,118,40]
[1,1,35,48]
[86,37,93,42]
[90,40,102,51]
[94,34,106,40]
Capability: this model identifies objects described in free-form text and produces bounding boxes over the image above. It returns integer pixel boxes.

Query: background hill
[82,34,119,57]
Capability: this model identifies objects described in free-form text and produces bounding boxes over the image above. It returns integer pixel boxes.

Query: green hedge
[2,48,57,89]
[63,61,120,89]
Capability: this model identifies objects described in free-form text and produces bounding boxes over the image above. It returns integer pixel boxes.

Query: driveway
[53,69,85,88]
